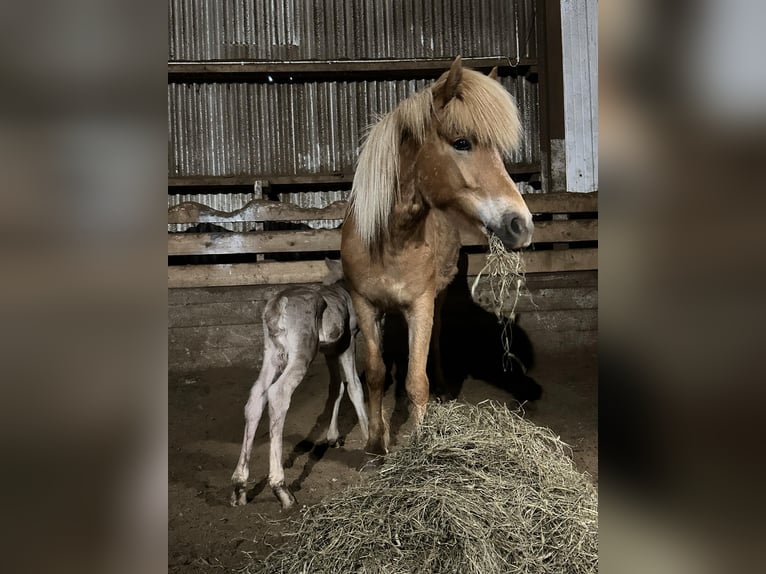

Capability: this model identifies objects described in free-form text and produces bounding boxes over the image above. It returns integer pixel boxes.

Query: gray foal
[231,259,369,509]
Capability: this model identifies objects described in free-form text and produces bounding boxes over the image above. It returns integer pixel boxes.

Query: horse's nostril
[510,217,524,236]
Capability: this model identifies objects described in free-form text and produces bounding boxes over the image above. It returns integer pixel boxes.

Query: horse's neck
[388,180,460,256]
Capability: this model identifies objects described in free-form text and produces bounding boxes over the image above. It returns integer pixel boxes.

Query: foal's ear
[434,55,463,108]
[323,258,344,284]
[488,66,499,81]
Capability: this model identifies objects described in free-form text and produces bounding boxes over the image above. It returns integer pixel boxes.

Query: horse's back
[263,284,352,350]
[263,286,326,347]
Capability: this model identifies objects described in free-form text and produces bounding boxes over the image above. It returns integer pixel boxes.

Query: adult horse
[341,56,534,455]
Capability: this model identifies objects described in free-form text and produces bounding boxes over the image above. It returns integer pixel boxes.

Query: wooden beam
[468,248,598,276]
[168,57,538,82]
[168,199,347,224]
[168,174,351,187]
[525,192,597,213]
[458,219,597,246]
[168,193,598,226]
[168,219,597,256]
[169,260,330,288]
[169,229,340,256]
[168,248,598,288]
[167,164,544,188]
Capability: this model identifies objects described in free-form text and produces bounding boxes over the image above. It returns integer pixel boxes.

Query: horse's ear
[323,258,344,284]
[434,55,463,108]
[488,66,499,81]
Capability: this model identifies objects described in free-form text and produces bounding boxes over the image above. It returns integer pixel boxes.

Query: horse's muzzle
[489,212,534,250]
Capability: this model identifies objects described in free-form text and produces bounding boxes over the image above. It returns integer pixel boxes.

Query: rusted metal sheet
[169,0,538,62]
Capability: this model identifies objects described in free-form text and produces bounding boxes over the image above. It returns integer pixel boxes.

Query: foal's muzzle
[489,212,534,250]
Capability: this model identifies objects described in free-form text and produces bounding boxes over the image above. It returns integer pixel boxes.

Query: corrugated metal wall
[168,0,544,218]
[168,76,540,177]
[168,0,537,61]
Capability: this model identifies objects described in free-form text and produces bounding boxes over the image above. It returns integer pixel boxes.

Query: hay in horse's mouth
[471,232,526,318]
[471,232,529,371]
[256,401,598,574]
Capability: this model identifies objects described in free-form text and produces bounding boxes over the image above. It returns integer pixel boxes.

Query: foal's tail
[260,296,290,382]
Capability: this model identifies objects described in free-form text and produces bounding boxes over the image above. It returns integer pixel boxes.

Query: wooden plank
[168,248,598,288]
[168,193,597,226]
[169,229,341,256]
[168,199,347,224]
[168,57,538,78]
[525,191,597,213]
[168,163,543,188]
[168,174,352,187]
[168,284,284,306]
[470,285,598,315]
[517,309,598,333]
[467,248,597,276]
[169,260,330,288]
[168,324,263,372]
[522,270,597,290]
[169,301,266,329]
[458,218,597,246]
[168,218,596,256]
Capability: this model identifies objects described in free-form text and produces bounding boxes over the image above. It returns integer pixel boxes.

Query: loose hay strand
[471,234,529,371]
[256,401,598,574]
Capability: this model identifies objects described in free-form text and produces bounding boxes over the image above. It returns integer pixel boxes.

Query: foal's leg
[324,354,346,447]
[338,337,369,441]
[266,353,313,509]
[230,339,283,506]
[404,292,436,425]
[352,293,387,455]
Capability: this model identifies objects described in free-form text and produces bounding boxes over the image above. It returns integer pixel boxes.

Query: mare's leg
[266,354,312,509]
[338,336,369,441]
[352,293,387,455]
[230,339,283,506]
[404,291,435,425]
[324,354,346,447]
[429,291,452,401]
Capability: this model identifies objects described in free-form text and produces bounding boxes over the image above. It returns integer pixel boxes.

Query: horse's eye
[452,138,472,151]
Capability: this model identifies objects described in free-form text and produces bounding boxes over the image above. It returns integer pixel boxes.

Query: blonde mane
[349,68,522,250]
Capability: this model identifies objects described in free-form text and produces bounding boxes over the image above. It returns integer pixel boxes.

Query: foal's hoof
[327,436,345,448]
[230,485,248,507]
[272,482,297,510]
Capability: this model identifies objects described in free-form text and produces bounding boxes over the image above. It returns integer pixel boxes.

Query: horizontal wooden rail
[168,174,352,187]
[168,163,543,188]
[168,248,598,288]
[168,199,347,225]
[167,193,598,226]
[168,57,538,81]
[168,219,597,256]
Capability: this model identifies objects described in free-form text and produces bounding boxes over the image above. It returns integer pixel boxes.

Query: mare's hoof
[272,483,297,510]
[359,453,385,473]
[364,440,388,457]
[230,485,248,507]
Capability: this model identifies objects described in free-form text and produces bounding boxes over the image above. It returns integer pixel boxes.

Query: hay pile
[257,401,598,574]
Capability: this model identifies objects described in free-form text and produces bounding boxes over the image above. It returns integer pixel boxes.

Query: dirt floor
[169,339,597,573]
